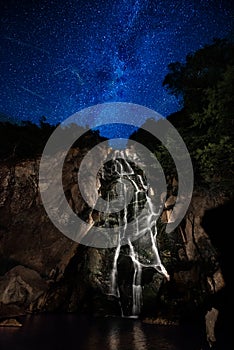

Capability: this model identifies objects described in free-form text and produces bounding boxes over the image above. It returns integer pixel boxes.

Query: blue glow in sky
[0,0,233,137]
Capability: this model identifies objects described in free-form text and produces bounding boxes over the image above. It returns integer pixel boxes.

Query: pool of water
[0,314,207,350]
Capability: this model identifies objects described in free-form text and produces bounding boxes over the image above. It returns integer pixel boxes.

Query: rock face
[0,147,231,347]
[0,265,47,307]
[0,158,79,280]
[159,191,226,318]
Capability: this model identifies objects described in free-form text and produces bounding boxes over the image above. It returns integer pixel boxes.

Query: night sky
[0,0,233,137]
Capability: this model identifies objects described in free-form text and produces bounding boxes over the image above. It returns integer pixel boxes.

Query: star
[0,0,233,138]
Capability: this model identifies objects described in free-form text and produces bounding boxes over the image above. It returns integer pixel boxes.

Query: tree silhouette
[163,39,234,190]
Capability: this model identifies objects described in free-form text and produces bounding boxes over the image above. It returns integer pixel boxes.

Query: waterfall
[108,150,169,317]
[129,239,142,317]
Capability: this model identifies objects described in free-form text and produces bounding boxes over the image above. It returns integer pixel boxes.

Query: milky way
[0,0,233,137]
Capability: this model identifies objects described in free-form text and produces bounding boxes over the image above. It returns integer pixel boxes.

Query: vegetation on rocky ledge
[131,39,234,193]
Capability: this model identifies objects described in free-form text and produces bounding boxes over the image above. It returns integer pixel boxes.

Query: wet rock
[205,307,219,347]
[142,317,179,326]
[141,272,164,316]
[0,318,22,327]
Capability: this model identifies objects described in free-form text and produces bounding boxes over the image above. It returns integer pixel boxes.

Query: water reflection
[107,320,147,350]
[0,314,205,350]
[108,326,120,350]
[133,322,147,350]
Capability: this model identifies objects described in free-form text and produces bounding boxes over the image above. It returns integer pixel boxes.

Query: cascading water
[105,150,170,318]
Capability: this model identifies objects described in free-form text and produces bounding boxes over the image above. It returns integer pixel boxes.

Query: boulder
[0,265,48,314]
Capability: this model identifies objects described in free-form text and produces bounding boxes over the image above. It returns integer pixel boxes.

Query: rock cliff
[0,146,231,347]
